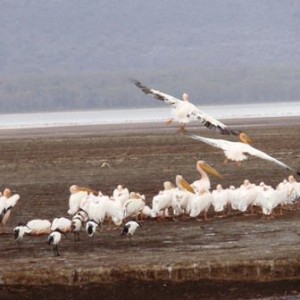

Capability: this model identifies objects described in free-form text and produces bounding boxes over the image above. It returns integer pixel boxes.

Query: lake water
[0,102,299,129]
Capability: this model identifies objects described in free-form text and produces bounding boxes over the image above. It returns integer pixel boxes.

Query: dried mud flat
[0,117,300,300]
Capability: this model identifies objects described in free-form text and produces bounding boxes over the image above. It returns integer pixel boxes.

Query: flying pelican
[132,79,237,134]
[187,133,293,171]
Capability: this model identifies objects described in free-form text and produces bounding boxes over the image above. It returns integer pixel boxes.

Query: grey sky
[0,0,299,112]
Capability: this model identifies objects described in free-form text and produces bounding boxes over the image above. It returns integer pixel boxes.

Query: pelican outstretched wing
[186,134,234,151]
[133,79,237,135]
[243,144,292,170]
[189,109,236,135]
[187,134,293,171]
[132,80,181,109]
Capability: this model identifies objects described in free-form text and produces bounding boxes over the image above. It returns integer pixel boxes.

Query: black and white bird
[47,229,62,257]
[121,220,141,236]
[86,220,101,243]
[132,79,237,135]
[13,219,51,248]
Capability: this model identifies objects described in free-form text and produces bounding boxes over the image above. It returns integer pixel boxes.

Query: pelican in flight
[132,79,237,134]
[187,133,293,171]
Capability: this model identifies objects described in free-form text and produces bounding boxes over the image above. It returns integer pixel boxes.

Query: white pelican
[192,160,223,194]
[176,175,196,194]
[112,184,130,208]
[0,188,20,231]
[237,180,259,214]
[187,133,293,171]
[211,184,229,216]
[152,181,176,218]
[121,220,141,236]
[123,192,146,220]
[227,185,239,211]
[133,80,237,134]
[68,185,96,215]
[189,192,213,220]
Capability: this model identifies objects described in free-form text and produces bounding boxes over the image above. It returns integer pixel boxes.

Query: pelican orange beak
[199,161,223,179]
[239,132,252,144]
[176,175,195,194]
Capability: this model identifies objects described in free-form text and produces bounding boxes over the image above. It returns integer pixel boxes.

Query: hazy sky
[0,0,300,112]
[1,0,300,75]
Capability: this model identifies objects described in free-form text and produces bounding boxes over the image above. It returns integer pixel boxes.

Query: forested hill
[0,1,299,113]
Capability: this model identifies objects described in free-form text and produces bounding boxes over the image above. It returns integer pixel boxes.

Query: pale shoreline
[0,115,299,140]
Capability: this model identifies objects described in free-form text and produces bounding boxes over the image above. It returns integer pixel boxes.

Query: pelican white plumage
[82,193,124,226]
[47,230,62,256]
[187,133,293,171]
[171,188,192,217]
[133,80,237,134]
[211,184,229,216]
[112,185,130,208]
[237,180,259,214]
[189,192,213,220]
[68,185,97,215]
[121,220,141,236]
[254,184,279,216]
[123,192,146,220]
[227,185,239,211]
[0,188,20,231]
[287,175,300,203]
[192,160,223,194]
[152,181,176,218]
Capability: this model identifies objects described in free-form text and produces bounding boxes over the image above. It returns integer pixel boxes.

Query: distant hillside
[0,1,299,112]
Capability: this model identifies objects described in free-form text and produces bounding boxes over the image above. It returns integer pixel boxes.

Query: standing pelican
[132,80,237,134]
[187,133,293,171]
[192,160,223,194]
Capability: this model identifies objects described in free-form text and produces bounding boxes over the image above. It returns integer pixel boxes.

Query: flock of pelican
[7,165,299,256]
[1,80,299,257]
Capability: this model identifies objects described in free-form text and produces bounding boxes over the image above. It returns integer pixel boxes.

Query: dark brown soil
[0,117,300,300]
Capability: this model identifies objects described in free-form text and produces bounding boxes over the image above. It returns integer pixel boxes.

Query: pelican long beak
[239,132,252,144]
[200,162,223,179]
[176,175,195,194]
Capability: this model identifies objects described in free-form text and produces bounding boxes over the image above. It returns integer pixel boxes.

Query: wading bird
[47,229,63,256]
[121,220,141,236]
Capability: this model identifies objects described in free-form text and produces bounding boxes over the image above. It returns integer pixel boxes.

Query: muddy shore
[0,117,300,300]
